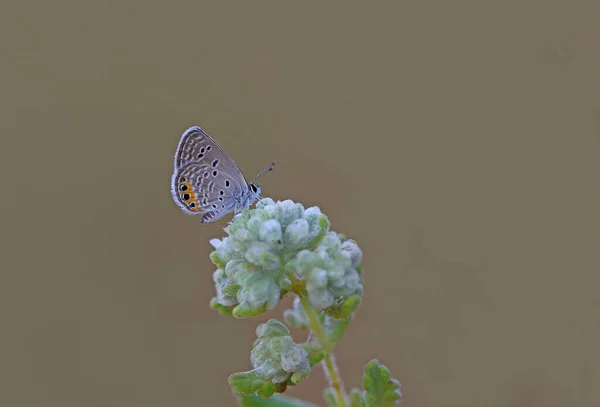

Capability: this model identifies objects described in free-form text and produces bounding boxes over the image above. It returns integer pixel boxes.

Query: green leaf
[209,297,235,317]
[325,319,350,344]
[349,389,366,407]
[323,389,337,407]
[362,360,402,407]
[283,297,310,329]
[228,371,278,399]
[210,252,227,269]
[324,295,361,320]
[254,319,290,341]
[223,283,241,297]
[232,301,268,318]
[303,342,325,366]
[307,215,330,249]
[238,394,321,407]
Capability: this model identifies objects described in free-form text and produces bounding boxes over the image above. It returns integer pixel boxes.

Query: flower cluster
[209,199,363,318]
[286,232,363,310]
[228,320,310,397]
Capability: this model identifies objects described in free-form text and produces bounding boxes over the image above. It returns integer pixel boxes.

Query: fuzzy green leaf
[255,319,290,339]
[209,297,235,317]
[302,342,325,366]
[210,251,227,269]
[324,295,361,320]
[238,394,320,407]
[349,389,366,407]
[362,360,402,407]
[232,301,268,318]
[323,389,337,407]
[283,297,310,329]
[229,371,278,399]
[306,215,330,250]
[325,319,351,345]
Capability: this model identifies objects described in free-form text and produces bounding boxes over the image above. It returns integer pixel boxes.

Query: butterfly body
[171,126,272,223]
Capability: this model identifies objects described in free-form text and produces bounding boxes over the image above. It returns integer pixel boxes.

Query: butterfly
[171,126,274,223]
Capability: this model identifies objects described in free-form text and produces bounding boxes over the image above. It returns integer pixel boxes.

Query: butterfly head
[249,183,261,196]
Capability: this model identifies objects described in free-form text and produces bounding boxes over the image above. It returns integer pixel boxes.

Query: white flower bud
[284,219,309,245]
[259,219,282,244]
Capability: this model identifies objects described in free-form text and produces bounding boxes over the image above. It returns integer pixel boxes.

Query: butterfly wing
[171,126,248,221]
[172,162,239,217]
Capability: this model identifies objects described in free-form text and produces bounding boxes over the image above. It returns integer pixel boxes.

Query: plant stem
[299,295,347,407]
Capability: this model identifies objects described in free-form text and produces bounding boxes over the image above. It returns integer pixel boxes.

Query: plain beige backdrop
[1,1,599,406]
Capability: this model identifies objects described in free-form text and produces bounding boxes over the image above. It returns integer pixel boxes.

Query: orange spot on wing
[178,180,203,212]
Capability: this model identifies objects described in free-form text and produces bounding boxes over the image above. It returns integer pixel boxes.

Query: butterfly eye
[250,184,258,193]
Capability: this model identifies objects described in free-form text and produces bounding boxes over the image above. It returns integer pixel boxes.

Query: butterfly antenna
[252,162,276,184]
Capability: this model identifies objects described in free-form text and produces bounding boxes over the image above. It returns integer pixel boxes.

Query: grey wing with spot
[171,126,249,221]
[173,126,245,177]
[172,162,240,217]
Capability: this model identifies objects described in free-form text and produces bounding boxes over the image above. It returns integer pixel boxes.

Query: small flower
[229,320,310,398]
[287,232,363,311]
[209,238,222,249]
[252,320,310,383]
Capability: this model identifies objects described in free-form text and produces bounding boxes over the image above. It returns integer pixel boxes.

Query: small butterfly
[171,126,275,223]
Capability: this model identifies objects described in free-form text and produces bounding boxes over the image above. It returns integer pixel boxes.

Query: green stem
[299,295,347,407]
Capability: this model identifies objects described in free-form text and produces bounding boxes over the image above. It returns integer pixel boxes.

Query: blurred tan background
[1,1,599,406]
